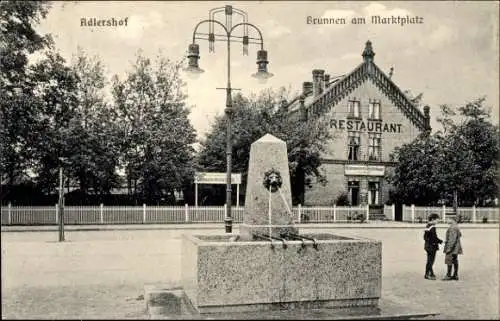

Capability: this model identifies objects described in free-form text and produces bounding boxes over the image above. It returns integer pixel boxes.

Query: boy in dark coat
[424,213,443,280]
[443,215,463,280]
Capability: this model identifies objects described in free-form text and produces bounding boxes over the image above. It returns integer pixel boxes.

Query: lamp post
[57,157,67,242]
[185,5,273,233]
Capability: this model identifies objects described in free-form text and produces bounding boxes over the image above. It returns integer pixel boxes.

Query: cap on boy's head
[428,213,440,221]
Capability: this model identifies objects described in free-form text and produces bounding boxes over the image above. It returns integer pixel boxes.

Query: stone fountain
[181,134,382,314]
[144,134,439,319]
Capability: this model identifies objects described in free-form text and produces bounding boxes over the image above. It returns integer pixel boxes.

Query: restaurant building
[286,41,431,213]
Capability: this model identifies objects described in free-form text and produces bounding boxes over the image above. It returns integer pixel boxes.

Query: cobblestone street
[2,226,498,319]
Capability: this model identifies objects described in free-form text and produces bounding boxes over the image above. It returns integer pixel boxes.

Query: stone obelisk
[239,134,298,241]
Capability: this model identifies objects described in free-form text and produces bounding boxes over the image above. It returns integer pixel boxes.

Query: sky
[35,1,499,141]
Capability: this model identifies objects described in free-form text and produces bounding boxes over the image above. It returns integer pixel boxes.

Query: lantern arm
[191,19,230,44]
[229,22,264,50]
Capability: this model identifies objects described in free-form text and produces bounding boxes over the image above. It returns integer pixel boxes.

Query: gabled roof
[288,41,428,131]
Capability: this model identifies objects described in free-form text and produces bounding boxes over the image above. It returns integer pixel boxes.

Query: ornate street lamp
[184,5,273,233]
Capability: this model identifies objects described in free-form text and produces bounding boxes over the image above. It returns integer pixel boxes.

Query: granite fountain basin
[181,232,382,314]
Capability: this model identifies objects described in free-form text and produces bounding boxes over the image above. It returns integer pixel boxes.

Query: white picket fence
[0,203,498,225]
[0,204,371,226]
[297,204,369,223]
[402,205,500,223]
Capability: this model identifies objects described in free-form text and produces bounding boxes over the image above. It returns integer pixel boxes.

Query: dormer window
[347,99,360,118]
[369,100,381,120]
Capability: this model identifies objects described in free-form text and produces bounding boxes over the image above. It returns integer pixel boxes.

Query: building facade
[287,41,431,211]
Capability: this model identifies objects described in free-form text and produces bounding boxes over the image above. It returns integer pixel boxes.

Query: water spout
[253,232,276,249]
[282,231,319,250]
[253,232,288,249]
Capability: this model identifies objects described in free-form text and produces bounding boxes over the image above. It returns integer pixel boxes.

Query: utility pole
[58,165,65,242]
[453,189,458,217]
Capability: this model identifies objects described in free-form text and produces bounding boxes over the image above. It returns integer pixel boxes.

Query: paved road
[2,227,499,319]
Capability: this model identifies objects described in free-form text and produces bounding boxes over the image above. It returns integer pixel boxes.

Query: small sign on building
[194,172,242,207]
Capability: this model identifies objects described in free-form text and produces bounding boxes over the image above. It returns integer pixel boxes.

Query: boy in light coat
[443,215,463,281]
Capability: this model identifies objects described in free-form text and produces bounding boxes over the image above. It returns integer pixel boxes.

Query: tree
[0,1,52,198]
[197,88,332,205]
[29,51,79,194]
[112,52,196,204]
[436,98,499,207]
[387,97,499,207]
[68,48,121,197]
[387,134,443,205]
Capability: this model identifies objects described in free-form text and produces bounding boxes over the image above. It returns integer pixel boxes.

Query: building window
[368,133,381,161]
[369,101,381,120]
[347,99,360,118]
[348,132,361,161]
[368,182,380,205]
[348,181,360,206]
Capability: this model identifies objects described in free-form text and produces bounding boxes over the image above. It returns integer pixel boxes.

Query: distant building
[286,41,431,212]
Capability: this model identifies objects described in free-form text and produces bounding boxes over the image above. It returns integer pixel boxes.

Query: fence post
[185,204,189,222]
[100,203,104,224]
[366,204,370,222]
[472,205,476,223]
[392,204,396,221]
[411,204,415,223]
[442,205,446,223]
[297,204,302,223]
[333,204,337,222]
[8,202,12,225]
[143,203,146,224]
[55,203,59,225]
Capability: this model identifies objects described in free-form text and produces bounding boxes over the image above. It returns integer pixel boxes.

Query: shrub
[356,213,366,223]
[482,217,488,223]
[335,192,350,206]
[457,214,471,223]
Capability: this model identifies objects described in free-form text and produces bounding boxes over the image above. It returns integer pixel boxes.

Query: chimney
[312,69,325,97]
[299,95,307,121]
[423,105,431,135]
[323,74,331,88]
[302,81,313,96]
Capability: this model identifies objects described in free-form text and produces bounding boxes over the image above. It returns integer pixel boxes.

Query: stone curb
[1,222,497,233]
[143,285,441,320]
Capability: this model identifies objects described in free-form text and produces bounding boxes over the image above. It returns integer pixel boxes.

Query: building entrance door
[348,181,360,206]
